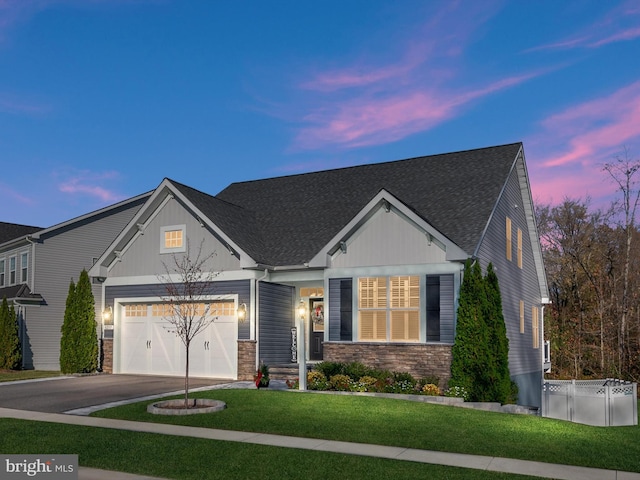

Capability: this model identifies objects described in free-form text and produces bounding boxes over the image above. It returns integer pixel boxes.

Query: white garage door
[119,302,238,379]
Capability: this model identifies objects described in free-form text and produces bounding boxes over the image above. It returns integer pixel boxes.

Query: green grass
[92,389,640,473]
[0,370,62,382]
[0,419,545,479]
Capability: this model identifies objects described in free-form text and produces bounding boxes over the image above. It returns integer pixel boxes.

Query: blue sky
[1,0,640,227]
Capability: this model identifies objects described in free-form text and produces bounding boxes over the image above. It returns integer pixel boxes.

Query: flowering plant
[254,362,270,388]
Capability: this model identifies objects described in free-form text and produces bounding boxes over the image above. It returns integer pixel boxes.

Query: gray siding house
[90,142,550,407]
[0,195,150,370]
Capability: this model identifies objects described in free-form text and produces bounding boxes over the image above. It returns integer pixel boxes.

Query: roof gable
[217,143,522,266]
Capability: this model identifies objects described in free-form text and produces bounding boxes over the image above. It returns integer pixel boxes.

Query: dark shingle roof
[0,222,42,245]
[175,143,522,266]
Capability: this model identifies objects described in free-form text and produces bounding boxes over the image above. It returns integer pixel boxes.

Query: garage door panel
[119,303,237,379]
[121,321,147,374]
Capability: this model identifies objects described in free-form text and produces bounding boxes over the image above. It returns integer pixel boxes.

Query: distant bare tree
[157,238,217,407]
[602,147,640,373]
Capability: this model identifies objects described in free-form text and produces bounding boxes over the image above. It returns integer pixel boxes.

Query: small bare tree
[157,238,217,407]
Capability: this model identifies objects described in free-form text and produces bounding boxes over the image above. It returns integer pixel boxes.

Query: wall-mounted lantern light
[298,300,307,319]
[102,306,113,325]
[237,303,247,323]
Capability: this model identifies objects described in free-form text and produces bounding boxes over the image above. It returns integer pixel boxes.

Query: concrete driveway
[0,374,229,413]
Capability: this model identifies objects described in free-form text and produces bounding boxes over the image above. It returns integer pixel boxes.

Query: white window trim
[20,251,28,283]
[0,258,5,287]
[160,224,186,254]
[9,255,17,285]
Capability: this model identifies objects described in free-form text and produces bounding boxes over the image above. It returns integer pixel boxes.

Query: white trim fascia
[102,269,260,287]
[517,149,550,300]
[326,262,463,279]
[308,189,467,267]
[168,181,256,266]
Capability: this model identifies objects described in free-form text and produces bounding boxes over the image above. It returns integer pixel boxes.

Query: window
[20,253,28,283]
[160,225,186,253]
[0,259,4,287]
[517,228,523,269]
[125,304,148,317]
[9,256,16,285]
[519,300,525,334]
[532,306,540,349]
[358,276,419,342]
[506,217,512,261]
[210,302,234,316]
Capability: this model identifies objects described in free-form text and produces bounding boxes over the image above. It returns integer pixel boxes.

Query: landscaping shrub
[329,374,352,391]
[0,297,21,370]
[307,371,329,390]
[314,361,345,379]
[352,375,378,392]
[422,384,441,396]
[343,362,372,380]
[445,385,470,401]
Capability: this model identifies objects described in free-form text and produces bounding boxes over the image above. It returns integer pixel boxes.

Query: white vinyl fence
[542,379,637,426]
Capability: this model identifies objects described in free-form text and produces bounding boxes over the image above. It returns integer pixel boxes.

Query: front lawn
[0,370,62,383]
[92,389,640,473]
[0,418,542,480]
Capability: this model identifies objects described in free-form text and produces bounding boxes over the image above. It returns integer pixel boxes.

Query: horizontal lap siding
[258,282,294,364]
[24,199,146,370]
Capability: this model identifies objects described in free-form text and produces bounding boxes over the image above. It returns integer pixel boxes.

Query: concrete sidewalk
[2,407,640,480]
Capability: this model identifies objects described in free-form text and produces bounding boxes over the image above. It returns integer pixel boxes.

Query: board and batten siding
[331,208,446,269]
[109,197,240,278]
[22,198,147,370]
[105,279,251,340]
[258,282,295,364]
[475,154,544,407]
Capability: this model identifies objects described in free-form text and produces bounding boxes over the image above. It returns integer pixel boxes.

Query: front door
[309,298,324,361]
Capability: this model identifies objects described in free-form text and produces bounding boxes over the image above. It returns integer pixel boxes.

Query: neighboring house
[0,194,150,370]
[89,142,549,407]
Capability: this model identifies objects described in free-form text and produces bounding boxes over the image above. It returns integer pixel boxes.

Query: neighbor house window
[358,276,419,342]
[506,217,512,261]
[532,306,540,349]
[160,225,186,253]
[9,256,16,285]
[517,228,523,269]
[0,259,5,287]
[519,300,525,334]
[20,252,28,283]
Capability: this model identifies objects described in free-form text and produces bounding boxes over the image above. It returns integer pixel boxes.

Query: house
[88,142,549,407]
[0,194,150,370]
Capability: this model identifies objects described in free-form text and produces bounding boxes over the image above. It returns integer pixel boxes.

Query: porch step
[269,363,312,381]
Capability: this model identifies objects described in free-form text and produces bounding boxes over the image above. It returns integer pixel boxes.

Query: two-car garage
[114,301,238,379]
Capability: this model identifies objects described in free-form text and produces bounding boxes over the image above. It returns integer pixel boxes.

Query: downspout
[24,236,36,370]
[254,269,269,370]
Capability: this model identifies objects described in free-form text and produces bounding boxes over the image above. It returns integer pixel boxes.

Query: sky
[1,0,640,228]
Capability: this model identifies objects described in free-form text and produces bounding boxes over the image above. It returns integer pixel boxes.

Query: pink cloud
[526,1,640,52]
[57,170,123,202]
[294,73,538,150]
[538,81,640,168]
[0,94,50,115]
[0,181,36,206]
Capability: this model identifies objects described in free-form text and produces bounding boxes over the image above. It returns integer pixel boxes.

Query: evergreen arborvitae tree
[0,297,22,370]
[60,270,98,374]
[450,260,491,401]
[60,279,77,374]
[484,263,513,404]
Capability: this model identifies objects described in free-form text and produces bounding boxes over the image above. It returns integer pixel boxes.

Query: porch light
[102,306,113,325]
[237,303,247,322]
[298,300,307,318]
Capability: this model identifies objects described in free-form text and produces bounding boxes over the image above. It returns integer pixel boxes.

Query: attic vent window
[160,225,186,254]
